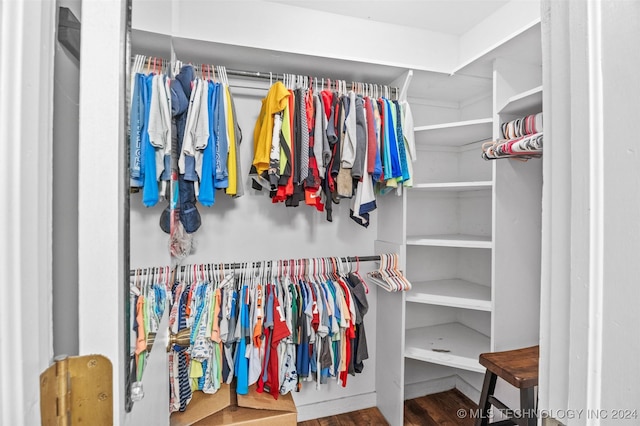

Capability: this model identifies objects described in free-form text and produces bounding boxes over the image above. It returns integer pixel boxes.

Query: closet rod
[132,56,399,93]
[223,69,399,93]
[129,255,382,276]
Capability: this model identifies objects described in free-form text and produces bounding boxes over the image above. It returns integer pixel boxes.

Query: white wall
[53,0,81,357]
[133,0,545,78]
[540,1,640,424]
[0,1,56,425]
[599,2,640,417]
[458,0,541,71]
[132,0,459,74]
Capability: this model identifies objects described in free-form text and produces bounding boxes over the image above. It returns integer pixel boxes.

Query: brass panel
[40,362,61,426]
[40,355,113,426]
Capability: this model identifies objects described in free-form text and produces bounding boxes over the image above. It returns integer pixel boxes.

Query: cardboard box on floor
[170,384,297,426]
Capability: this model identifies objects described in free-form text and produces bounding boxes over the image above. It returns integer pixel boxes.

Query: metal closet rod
[222,69,399,93]
[131,55,399,93]
[129,255,383,276]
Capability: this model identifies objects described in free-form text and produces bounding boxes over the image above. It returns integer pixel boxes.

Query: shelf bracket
[390,69,413,102]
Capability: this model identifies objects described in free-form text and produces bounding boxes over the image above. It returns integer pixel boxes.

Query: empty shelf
[406,234,492,249]
[415,118,493,147]
[406,279,492,311]
[410,181,493,191]
[498,86,543,116]
[404,322,489,373]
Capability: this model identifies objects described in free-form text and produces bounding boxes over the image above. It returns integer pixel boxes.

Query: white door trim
[77,0,128,423]
[585,0,604,418]
[0,1,56,425]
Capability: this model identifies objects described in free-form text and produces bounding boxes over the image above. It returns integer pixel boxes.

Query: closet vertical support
[390,69,413,101]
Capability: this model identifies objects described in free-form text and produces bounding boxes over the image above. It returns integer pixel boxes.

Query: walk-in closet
[7,1,640,426]
[121,2,544,425]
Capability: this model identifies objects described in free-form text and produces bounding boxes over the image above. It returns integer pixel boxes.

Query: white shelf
[414,118,493,147]
[406,234,492,249]
[410,181,493,192]
[404,322,489,373]
[498,85,543,116]
[406,279,492,311]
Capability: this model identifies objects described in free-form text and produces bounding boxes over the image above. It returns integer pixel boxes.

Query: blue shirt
[198,81,219,206]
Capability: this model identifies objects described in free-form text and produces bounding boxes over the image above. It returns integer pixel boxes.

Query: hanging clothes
[164,260,370,412]
[129,61,245,236]
[251,80,412,227]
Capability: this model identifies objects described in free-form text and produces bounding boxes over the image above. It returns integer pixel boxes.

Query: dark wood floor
[298,389,478,425]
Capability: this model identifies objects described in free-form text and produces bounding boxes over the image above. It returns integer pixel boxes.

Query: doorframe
[0,1,56,425]
[539,0,606,418]
[77,0,129,423]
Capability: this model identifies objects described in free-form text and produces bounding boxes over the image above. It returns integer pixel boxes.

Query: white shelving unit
[411,181,492,191]
[414,118,493,147]
[498,85,543,116]
[406,279,492,311]
[399,23,543,409]
[404,108,494,390]
[406,234,492,248]
[404,323,490,373]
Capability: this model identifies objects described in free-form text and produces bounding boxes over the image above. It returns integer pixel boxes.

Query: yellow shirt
[225,85,237,196]
[252,82,290,175]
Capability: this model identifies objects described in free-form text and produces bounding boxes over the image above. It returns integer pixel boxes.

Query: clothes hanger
[388,254,403,291]
[336,257,345,279]
[323,257,331,283]
[163,266,169,292]
[382,254,399,291]
[367,254,393,292]
[383,254,398,291]
[318,258,326,283]
[131,269,141,296]
[386,253,410,291]
[146,267,153,298]
[329,257,338,281]
[395,254,412,290]
[353,256,369,293]
[260,261,266,287]
[313,258,320,283]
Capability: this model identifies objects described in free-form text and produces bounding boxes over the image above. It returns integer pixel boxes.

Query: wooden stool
[475,345,539,426]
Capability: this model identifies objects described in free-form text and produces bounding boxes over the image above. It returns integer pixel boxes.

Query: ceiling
[264,0,510,35]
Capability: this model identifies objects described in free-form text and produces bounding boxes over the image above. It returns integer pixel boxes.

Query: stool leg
[475,371,497,426]
[519,387,536,426]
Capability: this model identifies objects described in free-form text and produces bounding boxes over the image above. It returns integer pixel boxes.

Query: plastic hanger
[131,269,141,296]
[351,257,369,294]
[367,254,393,292]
